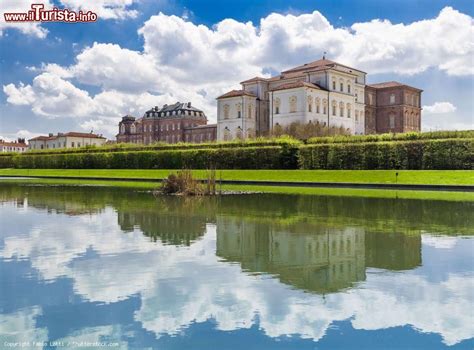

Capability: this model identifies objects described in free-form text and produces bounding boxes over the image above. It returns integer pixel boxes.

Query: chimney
[187,102,191,108]
[48,133,53,137]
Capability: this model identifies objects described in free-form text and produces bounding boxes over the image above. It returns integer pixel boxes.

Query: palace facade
[216,57,422,140]
[116,102,217,144]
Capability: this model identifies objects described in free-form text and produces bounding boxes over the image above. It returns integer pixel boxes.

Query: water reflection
[0,183,473,349]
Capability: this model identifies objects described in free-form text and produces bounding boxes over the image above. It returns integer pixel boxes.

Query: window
[223,104,229,119]
[390,94,395,105]
[274,98,281,114]
[347,84,351,93]
[323,99,327,114]
[236,127,243,139]
[355,110,359,122]
[307,96,313,112]
[355,92,358,102]
[71,142,75,148]
[248,104,252,119]
[120,124,125,134]
[223,127,231,141]
[340,82,343,92]
[332,101,337,116]
[289,96,297,113]
[389,114,395,128]
[332,80,336,90]
[316,97,320,114]
[339,102,344,117]
[236,103,242,118]
[347,103,351,118]
[131,124,136,134]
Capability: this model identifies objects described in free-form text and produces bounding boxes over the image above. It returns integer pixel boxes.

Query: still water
[0,183,473,349]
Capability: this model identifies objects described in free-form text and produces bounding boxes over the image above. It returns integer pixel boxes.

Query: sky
[0,0,473,141]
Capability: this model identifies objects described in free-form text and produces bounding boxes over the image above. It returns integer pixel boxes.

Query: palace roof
[367,81,423,91]
[144,102,206,118]
[282,58,365,74]
[29,132,105,141]
[216,90,257,99]
[270,81,325,91]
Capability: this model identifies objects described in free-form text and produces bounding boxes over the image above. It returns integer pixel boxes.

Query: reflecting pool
[0,183,473,349]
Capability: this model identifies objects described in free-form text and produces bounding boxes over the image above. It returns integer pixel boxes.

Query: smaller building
[0,139,28,153]
[28,132,106,150]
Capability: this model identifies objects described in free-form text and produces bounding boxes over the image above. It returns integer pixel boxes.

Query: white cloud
[423,101,457,114]
[3,7,473,138]
[60,0,139,20]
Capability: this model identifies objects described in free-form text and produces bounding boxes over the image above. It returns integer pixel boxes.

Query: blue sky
[0,0,472,140]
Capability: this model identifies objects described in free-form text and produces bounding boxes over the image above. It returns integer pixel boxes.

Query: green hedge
[1,137,472,170]
[298,138,473,170]
[307,130,474,145]
[0,146,292,169]
[0,136,300,157]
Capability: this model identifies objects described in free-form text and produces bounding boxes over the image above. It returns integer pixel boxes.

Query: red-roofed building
[0,139,28,153]
[28,132,106,150]
[216,56,422,140]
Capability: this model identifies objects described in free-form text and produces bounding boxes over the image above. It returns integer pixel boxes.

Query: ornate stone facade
[217,58,422,140]
[116,102,217,144]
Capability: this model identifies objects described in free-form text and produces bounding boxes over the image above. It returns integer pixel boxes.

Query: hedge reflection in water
[1,183,472,295]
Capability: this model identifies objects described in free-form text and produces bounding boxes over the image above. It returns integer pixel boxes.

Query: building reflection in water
[216,217,421,294]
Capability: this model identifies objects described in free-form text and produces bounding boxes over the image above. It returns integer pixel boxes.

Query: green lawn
[0,177,473,202]
[0,169,473,185]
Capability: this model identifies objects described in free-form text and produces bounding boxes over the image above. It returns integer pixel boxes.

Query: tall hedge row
[0,138,472,170]
[0,146,291,169]
[298,139,473,170]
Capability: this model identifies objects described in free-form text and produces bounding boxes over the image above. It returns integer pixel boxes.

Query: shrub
[298,138,473,170]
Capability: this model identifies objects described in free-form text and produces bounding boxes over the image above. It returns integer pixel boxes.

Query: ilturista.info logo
[4,3,97,23]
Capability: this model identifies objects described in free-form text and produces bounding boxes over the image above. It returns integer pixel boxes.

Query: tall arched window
[307,96,313,112]
[130,124,136,134]
[332,100,337,116]
[247,128,255,138]
[339,101,344,117]
[236,127,243,139]
[248,104,253,119]
[223,104,230,119]
[274,98,281,114]
[347,80,351,93]
[289,96,297,113]
[316,97,321,114]
[355,110,359,122]
[339,79,344,92]
[347,103,351,118]
[236,103,242,118]
[223,127,231,141]
[332,80,336,90]
[120,124,125,134]
[323,99,327,114]
[389,113,395,128]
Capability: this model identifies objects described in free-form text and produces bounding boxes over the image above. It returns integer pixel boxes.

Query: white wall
[217,96,257,140]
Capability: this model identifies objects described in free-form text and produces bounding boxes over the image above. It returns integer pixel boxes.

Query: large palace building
[216,57,422,140]
[116,102,217,144]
